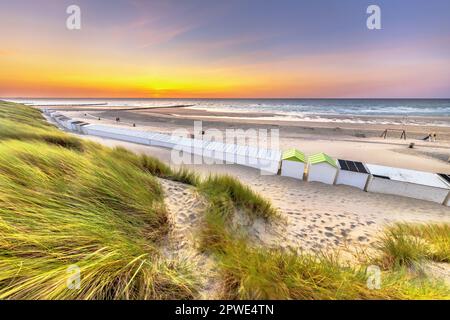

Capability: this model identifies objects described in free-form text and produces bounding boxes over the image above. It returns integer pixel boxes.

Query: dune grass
[196,174,277,252]
[0,140,198,299]
[377,223,450,268]
[0,102,199,299]
[0,103,84,151]
[217,241,449,300]
[196,174,449,299]
[199,175,277,219]
[106,146,201,186]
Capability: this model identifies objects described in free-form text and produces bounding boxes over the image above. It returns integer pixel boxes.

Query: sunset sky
[1,0,449,98]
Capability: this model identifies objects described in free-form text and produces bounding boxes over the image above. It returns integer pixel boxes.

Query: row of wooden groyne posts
[46,110,450,207]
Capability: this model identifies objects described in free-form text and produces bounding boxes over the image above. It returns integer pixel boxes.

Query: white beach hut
[258,148,282,174]
[74,121,90,133]
[172,136,193,153]
[65,119,82,131]
[149,133,173,148]
[247,146,260,169]
[280,148,306,180]
[203,141,224,162]
[236,145,249,166]
[306,153,338,185]
[224,144,238,163]
[438,174,450,207]
[366,164,450,205]
[81,125,147,145]
[335,159,370,190]
[191,139,205,156]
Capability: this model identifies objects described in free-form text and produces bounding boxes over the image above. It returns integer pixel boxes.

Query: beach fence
[280,148,306,180]
[365,164,450,205]
[306,153,339,185]
[335,159,371,190]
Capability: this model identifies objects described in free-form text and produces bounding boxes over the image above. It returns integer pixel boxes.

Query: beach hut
[203,141,224,162]
[438,174,450,207]
[247,146,260,169]
[53,114,70,127]
[65,119,83,131]
[224,144,237,163]
[306,152,338,185]
[172,136,193,153]
[235,145,249,166]
[74,121,90,133]
[366,164,450,205]
[280,148,306,180]
[335,159,370,190]
[258,148,282,175]
[81,125,149,145]
[191,139,205,156]
[149,133,173,148]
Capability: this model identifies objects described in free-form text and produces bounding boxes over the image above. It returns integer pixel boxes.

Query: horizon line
[2,97,450,100]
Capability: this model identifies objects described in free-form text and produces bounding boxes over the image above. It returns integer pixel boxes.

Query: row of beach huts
[46,110,450,207]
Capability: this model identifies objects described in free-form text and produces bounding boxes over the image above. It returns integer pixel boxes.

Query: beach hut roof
[309,153,337,168]
[367,164,450,189]
[282,148,306,163]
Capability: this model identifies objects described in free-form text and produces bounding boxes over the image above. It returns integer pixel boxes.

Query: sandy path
[158,178,221,299]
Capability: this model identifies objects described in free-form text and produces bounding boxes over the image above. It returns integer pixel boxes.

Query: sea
[5,98,450,126]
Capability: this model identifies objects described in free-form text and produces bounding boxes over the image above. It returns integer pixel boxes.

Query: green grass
[199,175,277,219]
[0,103,84,151]
[105,146,200,186]
[377,223,450,268]
[196,174,277,252]
[217,241,449,300]
[0,102,199,299]
[196,174,449,299]
[0,140,198,299]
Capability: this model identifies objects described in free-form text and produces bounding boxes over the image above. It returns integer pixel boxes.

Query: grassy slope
[0,102,198,299]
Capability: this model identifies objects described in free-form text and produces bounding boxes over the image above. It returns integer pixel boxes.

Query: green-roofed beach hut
[281,148,306,180]
[306,152,338,184]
